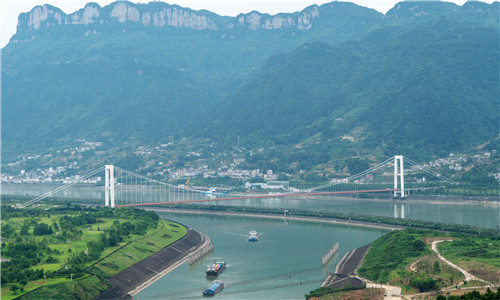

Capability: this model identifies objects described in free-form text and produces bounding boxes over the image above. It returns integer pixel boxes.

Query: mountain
[196,16,499,159]
[2,1,385,158]
[1,0,499,162]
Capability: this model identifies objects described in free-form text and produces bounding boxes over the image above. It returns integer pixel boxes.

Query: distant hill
[1,0,498,162]
[198,17,499,159]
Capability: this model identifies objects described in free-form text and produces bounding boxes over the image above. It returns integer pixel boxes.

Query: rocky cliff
[13,1,329,41]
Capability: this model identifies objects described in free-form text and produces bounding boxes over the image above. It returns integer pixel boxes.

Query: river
[136,211,387,299]
[2,184,499,299]
[3,184,498,228]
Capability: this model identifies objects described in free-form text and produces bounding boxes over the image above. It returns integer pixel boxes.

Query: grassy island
[0,203,187,299]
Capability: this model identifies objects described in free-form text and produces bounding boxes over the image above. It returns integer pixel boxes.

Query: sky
[0,0,494,48]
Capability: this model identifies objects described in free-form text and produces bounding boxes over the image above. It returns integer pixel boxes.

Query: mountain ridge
[2,0,499,163]
[12,0,499,44]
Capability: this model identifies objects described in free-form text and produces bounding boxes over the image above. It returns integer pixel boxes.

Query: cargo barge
[206,261,226,277]
[202,279,224,296]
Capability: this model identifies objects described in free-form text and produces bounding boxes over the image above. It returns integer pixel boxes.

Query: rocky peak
[15,0,327,37]
[16,1,219,34]
[230,5,320,30]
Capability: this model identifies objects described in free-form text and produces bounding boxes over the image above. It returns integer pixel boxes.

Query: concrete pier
[188,241,213,264]
[322,242,339,265]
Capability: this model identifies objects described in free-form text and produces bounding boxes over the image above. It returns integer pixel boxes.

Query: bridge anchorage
[20,155,456,208]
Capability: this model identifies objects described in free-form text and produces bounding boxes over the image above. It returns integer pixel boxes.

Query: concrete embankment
[321,243,371,289]
[95,228,210,299]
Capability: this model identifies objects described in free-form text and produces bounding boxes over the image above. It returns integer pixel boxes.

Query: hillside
[1,1,384,158]
[1,0,498,163]
[197,17,499,159]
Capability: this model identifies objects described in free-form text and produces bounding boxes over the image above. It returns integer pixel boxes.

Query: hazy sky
[0,0,494,48]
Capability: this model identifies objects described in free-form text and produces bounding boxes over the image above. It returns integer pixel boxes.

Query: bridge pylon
[105,165,115,208]
[393,155,405,198]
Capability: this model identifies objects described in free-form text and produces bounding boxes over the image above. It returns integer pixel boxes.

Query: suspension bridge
[19,155,455,208]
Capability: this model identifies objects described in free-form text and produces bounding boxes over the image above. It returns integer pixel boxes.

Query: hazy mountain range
[2,0,499,162]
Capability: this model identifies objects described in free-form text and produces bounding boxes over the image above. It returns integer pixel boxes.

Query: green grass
[357,229,433,282]
[1,211,187,299]
[1,277,70,300]
[14,274,111,300]
[437,237,500,269]
[356,230,500,296]
[95,219,187,276]
[411,253,465,287]
[436,237,500,284]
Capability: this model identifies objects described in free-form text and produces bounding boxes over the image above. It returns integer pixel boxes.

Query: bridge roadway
[95,227,208,299]
[115,189,399,207]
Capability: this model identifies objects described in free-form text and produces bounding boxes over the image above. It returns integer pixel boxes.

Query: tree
[33,223,53,236]
[433,261,441,274]
[10,284,19,294]
[20,224,30,235]
[346,158,369,175]
[2,223,14,237]
[410,275,438,292]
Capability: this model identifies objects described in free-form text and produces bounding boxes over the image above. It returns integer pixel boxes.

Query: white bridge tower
[105,165,115,208]
[394,155,405,198]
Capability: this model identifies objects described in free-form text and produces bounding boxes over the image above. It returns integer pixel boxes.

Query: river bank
[324,194,500,205]
[96,228,210,299]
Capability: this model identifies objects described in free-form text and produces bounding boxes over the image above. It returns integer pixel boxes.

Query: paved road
[431,240,487,284]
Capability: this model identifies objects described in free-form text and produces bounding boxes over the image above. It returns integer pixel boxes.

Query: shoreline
[127,230,211,297]
[96,228,210,299]
[301,194,500,206]
[146,208,404,231]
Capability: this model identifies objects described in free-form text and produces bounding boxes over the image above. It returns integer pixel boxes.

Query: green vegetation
[357,229,430,283]
[94,219,187,277]
[3,1,499,170]
[437,236,500,284]
[306,228,499,299]
[437,237,500,269]
[197,17,498,163]
[436,288,500,300]
[357,229,499,297]
[0,204,186,299]
[304,285,364,300]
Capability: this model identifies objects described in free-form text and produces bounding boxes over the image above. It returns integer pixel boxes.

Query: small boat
[202,279,224,296]
[202,187,217,195]
[248,230,258,241]
[206,261,226,277]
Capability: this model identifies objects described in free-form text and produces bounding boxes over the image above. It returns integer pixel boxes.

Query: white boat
[202,187,217,195]
[248,230,258,241]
